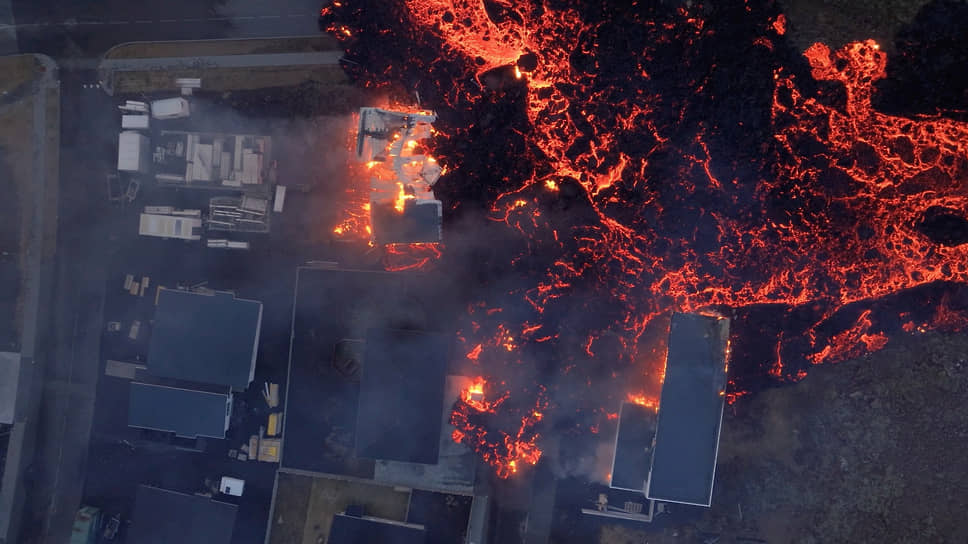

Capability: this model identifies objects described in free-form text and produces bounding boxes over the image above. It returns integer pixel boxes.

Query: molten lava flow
[323,0,968,478]
[450,377,547,478]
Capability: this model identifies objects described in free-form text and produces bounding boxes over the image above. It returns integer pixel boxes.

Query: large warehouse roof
[355,328,450,464]
[147,289,261,392]
[646,312,729,507]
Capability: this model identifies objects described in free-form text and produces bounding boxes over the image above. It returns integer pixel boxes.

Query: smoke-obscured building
[128,485,237,544]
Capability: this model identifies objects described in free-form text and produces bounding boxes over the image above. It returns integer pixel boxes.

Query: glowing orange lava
[323,0,968,478]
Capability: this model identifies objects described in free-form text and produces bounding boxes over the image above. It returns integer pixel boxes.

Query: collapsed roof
[356,107,442,245]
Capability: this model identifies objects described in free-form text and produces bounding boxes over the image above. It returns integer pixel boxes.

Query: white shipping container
[139,213,202,240]
[118,131,150,173]
[150,97,190,120]
[273,185,286,213]
[121,114,150,130]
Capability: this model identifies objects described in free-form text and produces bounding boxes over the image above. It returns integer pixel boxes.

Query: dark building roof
[128,485,237,544]
[329,514,426,544]
[610,402,656,492]
[371,200,442,245]
[355,328,449,464]
[147,289,262,391]
[128,382,230,438]
[646,313,729,506]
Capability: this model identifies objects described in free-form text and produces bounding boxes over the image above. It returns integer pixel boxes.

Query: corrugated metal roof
[128,382,229,439]
[646,313,729,507]
[147,289,261,391]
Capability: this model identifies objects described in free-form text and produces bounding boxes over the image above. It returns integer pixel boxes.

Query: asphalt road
[11,0,322,58]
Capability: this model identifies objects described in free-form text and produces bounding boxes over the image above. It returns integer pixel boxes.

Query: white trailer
[138,213,202,240]
[151,97,190,120]
[122,114,150,130]
[118,131,150,173]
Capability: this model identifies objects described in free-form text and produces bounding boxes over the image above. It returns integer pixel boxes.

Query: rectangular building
[646,313,729,507]
[128,382,232,439]
[147,289,262,392]
[128,485,237,544]
[609,402,656,492]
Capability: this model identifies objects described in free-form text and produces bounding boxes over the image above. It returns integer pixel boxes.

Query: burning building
[356,107,443,245]
[601,312,729,522]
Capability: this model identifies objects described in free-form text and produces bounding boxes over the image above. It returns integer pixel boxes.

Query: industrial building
[592,312,730,524]
[355,328,450,464]
[355,107,443,245]
[128,485,237,544]
[127,382,232,439]
[646,312,729,507]
[147,289,262,392]
[609,401,656,493]
[266,265,484,544]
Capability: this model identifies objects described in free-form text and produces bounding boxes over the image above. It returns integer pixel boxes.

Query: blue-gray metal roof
[147,289,261,391]
[355,328,449,464]
[128,382,229,438]
[610,402,656,491]
[329,514,426,544]
[129,485,237,544]
[646,313,729,506]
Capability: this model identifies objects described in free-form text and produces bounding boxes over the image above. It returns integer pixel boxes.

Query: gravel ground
[778,0,931,52]
[702,330,968,544]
